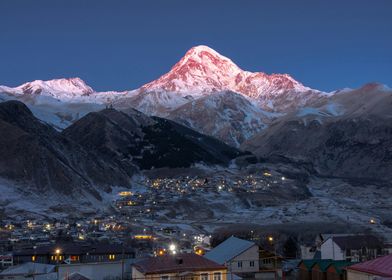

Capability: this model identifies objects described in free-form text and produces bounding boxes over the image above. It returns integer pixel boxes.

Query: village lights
[55,248,61,255]
[268,236,274,243]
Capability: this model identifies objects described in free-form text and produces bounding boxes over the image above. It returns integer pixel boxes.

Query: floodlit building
[132,253,227,280]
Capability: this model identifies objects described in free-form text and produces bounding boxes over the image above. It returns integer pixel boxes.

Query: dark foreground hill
[63,108,243,170]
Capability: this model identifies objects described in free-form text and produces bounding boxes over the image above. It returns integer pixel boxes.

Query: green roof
[299,260,355,273]
[299,260,318,271]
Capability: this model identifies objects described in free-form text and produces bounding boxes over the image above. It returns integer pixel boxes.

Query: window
[31,256,36,262]
[237,261,243,268]
[200,273,209,280]
[250,261,255,267]
[213,272,221,280]
[109,254,116,260]
[161,276,169,280]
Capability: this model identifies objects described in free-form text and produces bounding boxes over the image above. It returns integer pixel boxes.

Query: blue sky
[0,0,391,92]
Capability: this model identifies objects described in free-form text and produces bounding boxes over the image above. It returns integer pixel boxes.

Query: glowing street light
[169,244,176,251]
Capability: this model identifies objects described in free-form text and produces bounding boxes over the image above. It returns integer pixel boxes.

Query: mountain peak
[138,45,312,101]
[17,77,94,96]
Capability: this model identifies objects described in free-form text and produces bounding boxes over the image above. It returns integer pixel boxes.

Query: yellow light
[32,256,36,262]
[134,235,153,240]
[263,172,272,177]
[55,249,61,254]
[119,191,133,197]
[268,236,274,242]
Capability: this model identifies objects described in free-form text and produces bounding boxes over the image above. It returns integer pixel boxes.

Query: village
[1,171,392,279]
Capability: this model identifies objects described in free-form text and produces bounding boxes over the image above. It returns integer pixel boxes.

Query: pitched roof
[0,262,55,276]
[63,272,91,280]
[298,260,354,273]
[299,260,318,271]
[133,253,226,274]
[204,236,256,264]
[348,254,392,277]
[331,235,384,250]
[325,261,354,274]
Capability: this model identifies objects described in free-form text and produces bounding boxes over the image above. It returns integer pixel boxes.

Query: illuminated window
[32,256,36,262]
[108,254,116,260]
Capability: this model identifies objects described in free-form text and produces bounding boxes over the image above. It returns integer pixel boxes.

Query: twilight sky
[0,0,391,92]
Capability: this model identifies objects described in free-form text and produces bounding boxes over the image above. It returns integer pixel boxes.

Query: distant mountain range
[0,45,327,146]
[1,45,391,185]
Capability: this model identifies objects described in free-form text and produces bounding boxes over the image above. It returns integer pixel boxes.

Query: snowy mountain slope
[0,100,138,200]
[242,83,392,181]
[167,91,275,147]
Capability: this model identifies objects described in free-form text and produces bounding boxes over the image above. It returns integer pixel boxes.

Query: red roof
[133,253,226,274]
[348,255,392,277]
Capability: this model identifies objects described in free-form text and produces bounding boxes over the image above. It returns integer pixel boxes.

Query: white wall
[227,244,259,273]
[347,269,377,280]
[320,238,344,260]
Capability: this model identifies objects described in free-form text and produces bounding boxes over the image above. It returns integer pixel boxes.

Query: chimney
[175,257,183,265]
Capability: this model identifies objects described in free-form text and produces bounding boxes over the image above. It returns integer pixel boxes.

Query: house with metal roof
[320,235,384,262]
[346,254,392,280]
[0,262,56,279]
[298,259,354,280]
[132,253,227,280]
[204,236,259,273]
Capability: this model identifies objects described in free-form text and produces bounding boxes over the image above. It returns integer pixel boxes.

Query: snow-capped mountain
[135,45,324,112]
[0,45,327,146]
[0,77,131,103]
[2,77,93,97]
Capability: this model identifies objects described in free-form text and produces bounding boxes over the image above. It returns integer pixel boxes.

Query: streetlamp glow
[169,244,176,251]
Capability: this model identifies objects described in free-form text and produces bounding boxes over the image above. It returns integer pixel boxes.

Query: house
[62,272,91,280]
[346,254,392,280]
[132,253,227,280]
[320,235,384,262]
[0,255,13,269]
[0,262,56,280]
[298,260,354,280]
[204,236,259,274]
[12,243,134,264]
[58,259,136,280]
